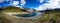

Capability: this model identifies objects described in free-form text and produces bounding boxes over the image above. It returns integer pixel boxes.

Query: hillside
[37,8,60,23]
[2,6,27,12]
[0,8,60,23]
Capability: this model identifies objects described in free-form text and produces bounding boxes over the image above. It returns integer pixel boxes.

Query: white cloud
[35,0,60,11]
[0,0,5,3]
[0,0,11,3]
[12,1,19,6]
[5,0,10,2]
[20,0,26,6]
[20,0,26,8]
[39,0,44,3]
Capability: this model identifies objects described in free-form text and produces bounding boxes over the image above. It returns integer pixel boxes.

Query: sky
[0,0,60,11]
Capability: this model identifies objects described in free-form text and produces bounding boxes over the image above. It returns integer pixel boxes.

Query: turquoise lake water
[13,12,42,17]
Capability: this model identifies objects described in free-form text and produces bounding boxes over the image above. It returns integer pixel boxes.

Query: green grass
[37,10,60,23]
[0,6,60,23]
[18,10,60,23]
[0,6,28,23]
[2,6,27,12]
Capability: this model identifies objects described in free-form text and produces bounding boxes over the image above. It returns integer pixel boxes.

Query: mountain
[38,8,60,12]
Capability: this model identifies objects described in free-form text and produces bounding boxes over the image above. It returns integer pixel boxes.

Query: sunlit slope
[0,8,60,23]
[2,6,27,12]
[37,9,60,23]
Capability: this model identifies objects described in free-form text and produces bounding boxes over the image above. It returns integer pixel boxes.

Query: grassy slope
[2,6,27,12]
[0,7,60,23]
[0,6,27,23]
[20,9,60,23]
[37,9,60,23]
[26,9,60,23]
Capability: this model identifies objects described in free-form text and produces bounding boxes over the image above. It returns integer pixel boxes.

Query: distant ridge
[39,8,60,12]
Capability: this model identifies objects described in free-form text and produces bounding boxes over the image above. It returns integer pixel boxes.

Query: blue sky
[0,0,48,8]
[0,0,60,10]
